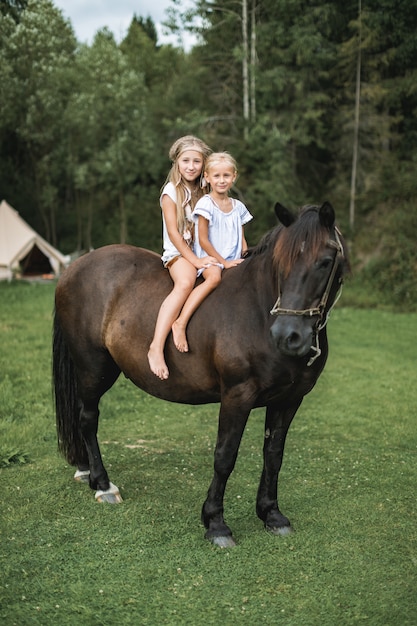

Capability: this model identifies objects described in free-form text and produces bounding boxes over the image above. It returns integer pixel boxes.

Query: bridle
[270,228,345,366]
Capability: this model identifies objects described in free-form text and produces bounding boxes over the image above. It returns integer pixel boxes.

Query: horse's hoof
[96,492,122,503]
[95,482,123,504]
[266,524,293,536]
[209,535,237,548]
[73,469,90,484]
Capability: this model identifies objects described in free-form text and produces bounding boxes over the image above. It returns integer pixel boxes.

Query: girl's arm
[162,195,217,269]
[198,216,244,269]
[241,227,248,254]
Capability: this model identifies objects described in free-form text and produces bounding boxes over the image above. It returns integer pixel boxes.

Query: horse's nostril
[287,331,302,350]
[288,332,299,344]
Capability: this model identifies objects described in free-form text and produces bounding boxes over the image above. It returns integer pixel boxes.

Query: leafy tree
[64,30,156,249]
[0,0,28,20]
[0,0,77,244]
[171,1,247,142]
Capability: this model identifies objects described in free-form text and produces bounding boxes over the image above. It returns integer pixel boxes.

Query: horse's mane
[245,205,342,278]
[244,225,282,259]
[274,205,333,278]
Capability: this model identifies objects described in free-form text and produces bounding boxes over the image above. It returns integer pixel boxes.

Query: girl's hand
[224,259,245,269]
[195,256,219,269]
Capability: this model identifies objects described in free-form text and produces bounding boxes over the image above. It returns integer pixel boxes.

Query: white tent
[0,199,68,281]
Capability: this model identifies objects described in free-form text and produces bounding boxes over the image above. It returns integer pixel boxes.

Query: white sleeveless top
[160,182,193,265]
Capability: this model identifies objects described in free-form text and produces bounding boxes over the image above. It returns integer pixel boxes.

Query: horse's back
[55,244,169,353]
[58,245,164,290]
[57,244,169,306]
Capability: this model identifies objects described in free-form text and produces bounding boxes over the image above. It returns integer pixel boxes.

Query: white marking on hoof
[266,524,293,536]
[211,535,237,548]
[95,482,123,503]
[74,469,90,483]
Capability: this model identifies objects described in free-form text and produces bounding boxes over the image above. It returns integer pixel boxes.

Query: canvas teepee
[0,200,68,281]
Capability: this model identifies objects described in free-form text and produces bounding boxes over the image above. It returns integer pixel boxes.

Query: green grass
[0,281,416,625]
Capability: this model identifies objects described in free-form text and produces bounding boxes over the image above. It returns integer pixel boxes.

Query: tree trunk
[86,192,93,251]
[349,0,362,232]
[250,0,256,122]
[50,202,57,248]
[242,0,249,140]
[119,189,127,244]
[75,189,82,252]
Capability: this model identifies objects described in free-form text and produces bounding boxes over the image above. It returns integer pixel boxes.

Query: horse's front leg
[79,401,122,503]
[202,397,251,548]
[256,401,301,535]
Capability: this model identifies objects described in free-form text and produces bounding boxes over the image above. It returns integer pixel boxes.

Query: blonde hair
[163,135,212,237]
[204,151,238,176]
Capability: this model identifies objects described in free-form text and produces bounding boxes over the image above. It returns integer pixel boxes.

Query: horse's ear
[275,202,296,227]
[319,201,335,229]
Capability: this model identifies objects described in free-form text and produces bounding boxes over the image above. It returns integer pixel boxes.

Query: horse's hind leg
[77,355,122,503]
[78,400,121,503]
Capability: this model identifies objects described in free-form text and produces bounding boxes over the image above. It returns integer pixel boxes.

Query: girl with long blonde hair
[148,135,217,380]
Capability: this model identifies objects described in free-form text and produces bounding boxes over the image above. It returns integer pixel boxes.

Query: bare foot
[172,320,189,353]
[147,346,169,380]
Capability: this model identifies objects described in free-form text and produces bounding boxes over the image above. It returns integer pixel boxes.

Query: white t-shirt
[160,182,193,264]
[193,194,253,262]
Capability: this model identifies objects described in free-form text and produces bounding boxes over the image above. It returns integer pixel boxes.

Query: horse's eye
[317,256,333,270]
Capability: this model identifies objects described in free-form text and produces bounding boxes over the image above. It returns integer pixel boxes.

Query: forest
[1,0,416,308]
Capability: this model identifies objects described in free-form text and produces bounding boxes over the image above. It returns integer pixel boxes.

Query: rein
[270,228,344,366]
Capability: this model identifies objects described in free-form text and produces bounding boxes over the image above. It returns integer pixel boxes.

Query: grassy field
[0,281,416,625]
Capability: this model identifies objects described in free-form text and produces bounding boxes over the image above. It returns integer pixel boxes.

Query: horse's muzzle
[270,316,313,358]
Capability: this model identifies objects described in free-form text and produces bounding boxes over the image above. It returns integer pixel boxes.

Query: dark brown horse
[53,202,349,547]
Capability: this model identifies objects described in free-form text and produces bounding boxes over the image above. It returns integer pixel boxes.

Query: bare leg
[172,265,222,352]
[148,259,196,380]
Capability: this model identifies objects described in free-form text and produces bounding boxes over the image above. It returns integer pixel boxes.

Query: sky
[53,0,196,48]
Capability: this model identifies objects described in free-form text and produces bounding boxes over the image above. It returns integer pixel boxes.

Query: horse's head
[269,201,349,365]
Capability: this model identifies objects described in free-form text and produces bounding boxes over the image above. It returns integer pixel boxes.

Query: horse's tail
[52,311,88,467]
